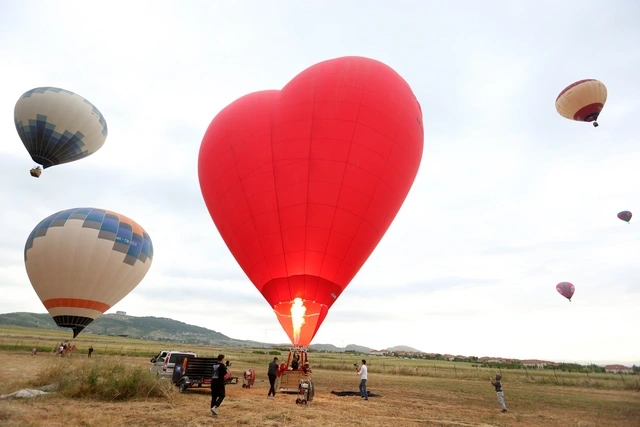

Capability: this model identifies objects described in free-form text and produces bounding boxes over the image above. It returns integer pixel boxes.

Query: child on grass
[490,374,507,413]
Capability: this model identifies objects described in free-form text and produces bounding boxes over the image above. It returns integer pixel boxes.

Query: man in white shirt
[357,359,368,400]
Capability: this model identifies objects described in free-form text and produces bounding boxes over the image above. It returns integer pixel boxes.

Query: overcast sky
[1,0,639,365]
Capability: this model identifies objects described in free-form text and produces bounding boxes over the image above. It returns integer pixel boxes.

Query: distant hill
[0,312,58,330]
[308,344,383,353]
[308,343,374,353]
[308,344,422,353]
[387,345,423,353]
[0,312,421,353]
[345,344,374,353]
[309,343,343,352]
[0,312,263,347]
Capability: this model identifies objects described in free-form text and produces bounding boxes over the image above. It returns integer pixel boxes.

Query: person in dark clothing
[290,352,300,370]
[210,354,227,416]
[490,374,507,412]
[88,345,94,358]
[267,357,279,397]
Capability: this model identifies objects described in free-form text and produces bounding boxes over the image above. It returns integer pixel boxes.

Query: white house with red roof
[604,364,633,374]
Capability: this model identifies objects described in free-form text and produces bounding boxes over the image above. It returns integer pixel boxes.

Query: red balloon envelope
[198,56,424,347]
[617,210,632,223]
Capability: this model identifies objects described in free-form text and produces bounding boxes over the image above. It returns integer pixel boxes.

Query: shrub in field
[314,362,353,371]
[31,357,172,401]
[624,379,640,391]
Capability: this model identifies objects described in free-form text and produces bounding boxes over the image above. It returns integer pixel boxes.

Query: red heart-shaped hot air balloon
[198,56,423,347]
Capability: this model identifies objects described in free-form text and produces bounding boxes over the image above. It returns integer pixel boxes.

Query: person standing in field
[210,354,227,416]
[490,374,507,412]
[267,357,279,398]
[290,352,300,370]
[357,359,368,400]
[88,345,94,358]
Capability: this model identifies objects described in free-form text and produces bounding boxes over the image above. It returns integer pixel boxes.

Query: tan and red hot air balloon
[24,208,154,337]
[555,79,607,127]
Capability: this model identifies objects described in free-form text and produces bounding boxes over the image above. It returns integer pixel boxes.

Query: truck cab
[150,350,197,378]
[150,350,169,364]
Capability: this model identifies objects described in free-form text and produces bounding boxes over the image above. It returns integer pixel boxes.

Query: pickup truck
[172,357,239,393]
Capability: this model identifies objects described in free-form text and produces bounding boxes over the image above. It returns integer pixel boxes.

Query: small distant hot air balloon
[617,210,632,223]
[24,208,154,337]
[556,282,575,302]
[555,79,607,127]
[14,87,108,178]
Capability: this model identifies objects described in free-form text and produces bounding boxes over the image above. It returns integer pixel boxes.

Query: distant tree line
[384,352,640,374]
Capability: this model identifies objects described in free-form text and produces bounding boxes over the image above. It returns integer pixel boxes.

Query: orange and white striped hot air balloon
[24,208,154,337]
[555,79,607,127]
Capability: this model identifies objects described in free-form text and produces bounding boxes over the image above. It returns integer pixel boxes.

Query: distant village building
[521,359,553,369]
[604,364,633,374]
[116,311,127,315]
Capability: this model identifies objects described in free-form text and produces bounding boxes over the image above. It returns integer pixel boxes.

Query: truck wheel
[179,381,188,393]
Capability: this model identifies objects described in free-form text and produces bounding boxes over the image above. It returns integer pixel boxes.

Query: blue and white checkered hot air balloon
[14,87,108,178]
[24,208,154,337]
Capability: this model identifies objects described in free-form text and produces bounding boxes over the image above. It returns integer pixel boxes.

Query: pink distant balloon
[556,282,575,302]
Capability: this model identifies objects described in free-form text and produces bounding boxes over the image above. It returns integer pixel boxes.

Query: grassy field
[0,326,639,426]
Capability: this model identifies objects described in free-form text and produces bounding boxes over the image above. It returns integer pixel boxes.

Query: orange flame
[290,298,307,345]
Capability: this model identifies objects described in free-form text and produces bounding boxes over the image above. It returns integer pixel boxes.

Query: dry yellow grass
[0,351,639,426]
